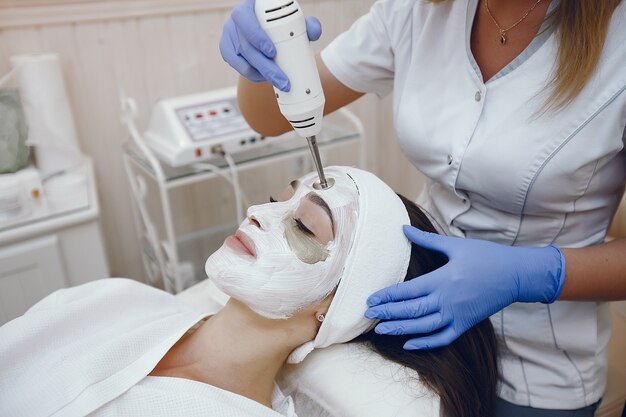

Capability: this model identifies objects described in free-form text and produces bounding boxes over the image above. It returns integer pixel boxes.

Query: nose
[246,203,279,230]
[249,216,261,229]
[246,199,289,231]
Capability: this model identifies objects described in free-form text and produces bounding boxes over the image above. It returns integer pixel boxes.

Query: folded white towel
[288,167,411,363]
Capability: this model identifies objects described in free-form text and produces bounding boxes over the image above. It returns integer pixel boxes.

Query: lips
[225,229,256,257]
[236,230,256,256]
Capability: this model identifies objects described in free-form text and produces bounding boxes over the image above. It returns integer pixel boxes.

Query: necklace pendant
[500,33,507,45]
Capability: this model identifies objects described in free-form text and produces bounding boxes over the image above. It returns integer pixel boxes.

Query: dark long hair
[353,194,499,417]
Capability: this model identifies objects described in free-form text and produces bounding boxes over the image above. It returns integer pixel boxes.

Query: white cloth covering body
[0,278,296,417]
[320,0,626,409]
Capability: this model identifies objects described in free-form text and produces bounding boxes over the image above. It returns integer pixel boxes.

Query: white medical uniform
[0,279,296,417]
[321,0,626,409]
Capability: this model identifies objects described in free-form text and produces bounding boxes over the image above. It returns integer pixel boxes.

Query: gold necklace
[483,0,544,45]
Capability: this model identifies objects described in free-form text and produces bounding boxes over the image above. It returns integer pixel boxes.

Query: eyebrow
[306,193,335,232]
[290,180,335,232]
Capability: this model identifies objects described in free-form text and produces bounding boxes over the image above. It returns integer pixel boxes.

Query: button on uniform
[475,91,482,102]
[447,154,454,165]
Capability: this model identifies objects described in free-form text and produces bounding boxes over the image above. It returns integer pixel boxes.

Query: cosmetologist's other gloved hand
[219,0,322,92]
[365,225,566,350]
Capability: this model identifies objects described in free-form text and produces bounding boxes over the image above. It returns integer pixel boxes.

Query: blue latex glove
[219,0,322,92]
[365,225,566,350]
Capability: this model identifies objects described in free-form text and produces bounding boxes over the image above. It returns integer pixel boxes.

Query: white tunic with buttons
[321,0,626,409]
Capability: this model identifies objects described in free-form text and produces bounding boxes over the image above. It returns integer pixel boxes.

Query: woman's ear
[313,290,335,327]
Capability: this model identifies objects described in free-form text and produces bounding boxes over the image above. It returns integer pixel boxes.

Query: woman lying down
[0,167,498,417]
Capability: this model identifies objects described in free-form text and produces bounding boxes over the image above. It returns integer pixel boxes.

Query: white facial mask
[204,168,359,319]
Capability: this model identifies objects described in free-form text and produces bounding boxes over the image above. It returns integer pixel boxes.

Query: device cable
[222,152,246,222]
[192,156,250,222]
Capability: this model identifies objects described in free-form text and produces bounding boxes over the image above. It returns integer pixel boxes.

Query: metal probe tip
[306,135,334,190]
[313,177,335,190]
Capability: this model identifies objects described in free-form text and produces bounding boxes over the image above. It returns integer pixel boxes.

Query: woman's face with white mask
[205,168,359,319]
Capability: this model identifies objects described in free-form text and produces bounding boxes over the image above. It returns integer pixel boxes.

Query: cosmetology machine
[122,87,364,293]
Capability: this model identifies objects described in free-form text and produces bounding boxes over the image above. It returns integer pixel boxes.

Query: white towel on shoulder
[0,278,295,417]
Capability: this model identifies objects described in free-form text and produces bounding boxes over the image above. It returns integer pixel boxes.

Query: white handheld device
[255,0,333,189]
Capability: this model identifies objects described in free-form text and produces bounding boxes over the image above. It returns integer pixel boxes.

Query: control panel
[144,87,272,167]
[176,97,249,142]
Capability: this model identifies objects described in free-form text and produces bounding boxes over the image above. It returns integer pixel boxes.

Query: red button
[209,110,217,116]
[195,148,202,157]
[195,113,203,119]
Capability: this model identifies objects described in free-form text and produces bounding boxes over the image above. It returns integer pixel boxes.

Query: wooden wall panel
[609,195,626,238]
[0,1,124,7]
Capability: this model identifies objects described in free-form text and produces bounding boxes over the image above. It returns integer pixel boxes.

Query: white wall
[0,0,427,281]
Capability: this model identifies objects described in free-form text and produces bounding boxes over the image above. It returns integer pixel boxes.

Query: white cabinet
[0,159,109,326]
[0,236,66,324]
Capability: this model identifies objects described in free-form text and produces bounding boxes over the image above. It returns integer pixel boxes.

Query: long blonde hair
[546,0,622,110]
[430,0,622,110]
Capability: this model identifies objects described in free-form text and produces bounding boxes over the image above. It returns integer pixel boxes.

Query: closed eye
[294,218,315,236]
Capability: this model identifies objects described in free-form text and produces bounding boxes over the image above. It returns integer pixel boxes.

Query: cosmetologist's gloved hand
[219,0,322,92]
[365,225,566,350]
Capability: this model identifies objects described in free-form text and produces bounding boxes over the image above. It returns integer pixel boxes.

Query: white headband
[288,167,411,363]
